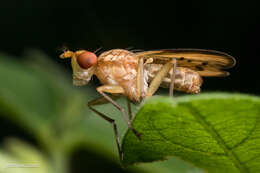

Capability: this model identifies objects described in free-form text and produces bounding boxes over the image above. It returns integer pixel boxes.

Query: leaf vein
[188,105,249,173]
[148,112,226,156]
[231,117,257,150]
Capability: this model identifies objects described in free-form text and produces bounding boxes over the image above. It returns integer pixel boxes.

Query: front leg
[96,85,142,140]
[88,96,122,160]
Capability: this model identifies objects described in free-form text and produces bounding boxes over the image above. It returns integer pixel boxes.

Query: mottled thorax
[95,49,148,102]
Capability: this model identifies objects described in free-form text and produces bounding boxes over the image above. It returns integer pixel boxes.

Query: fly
[60,48,236,160]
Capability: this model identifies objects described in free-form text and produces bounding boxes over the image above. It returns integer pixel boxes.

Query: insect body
[95,49,146,102]
[146,64,203,94]
[60,48,236,160]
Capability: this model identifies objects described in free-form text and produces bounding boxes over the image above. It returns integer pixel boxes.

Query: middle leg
[127,98,133,121]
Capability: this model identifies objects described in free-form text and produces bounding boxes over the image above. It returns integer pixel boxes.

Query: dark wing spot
[202,62,208,66]
[195,66,204,71]
[179,57,185,60]
[187,59,192,62]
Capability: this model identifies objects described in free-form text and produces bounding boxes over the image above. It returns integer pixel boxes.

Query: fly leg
[169,59,177,97]
[146,59,176,98]
[127,98,133,121]
[96,85,142,140]
[137,57,144,98]
[88,96,122,160]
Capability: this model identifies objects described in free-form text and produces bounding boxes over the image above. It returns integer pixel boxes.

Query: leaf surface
[122,93,260,173]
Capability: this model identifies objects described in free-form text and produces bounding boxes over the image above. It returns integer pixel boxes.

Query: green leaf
[122,93,260,173]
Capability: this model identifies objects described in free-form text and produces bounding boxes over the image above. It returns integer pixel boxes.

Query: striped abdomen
[145,64,203,94]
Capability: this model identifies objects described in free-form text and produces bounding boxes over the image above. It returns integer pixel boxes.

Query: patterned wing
[135,49,236,77]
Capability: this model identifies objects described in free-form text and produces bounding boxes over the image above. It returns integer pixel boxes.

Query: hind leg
[145,59,176,98]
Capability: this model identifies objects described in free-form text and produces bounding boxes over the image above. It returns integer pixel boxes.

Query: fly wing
[135,49,236,77]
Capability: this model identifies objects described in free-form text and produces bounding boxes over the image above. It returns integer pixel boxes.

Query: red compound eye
[77,51,97,69]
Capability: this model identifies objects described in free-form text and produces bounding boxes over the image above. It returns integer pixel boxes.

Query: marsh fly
[60,48,236,160]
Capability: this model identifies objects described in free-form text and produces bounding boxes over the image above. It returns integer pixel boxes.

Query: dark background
[0,0,259,172]
[1,0,259,95]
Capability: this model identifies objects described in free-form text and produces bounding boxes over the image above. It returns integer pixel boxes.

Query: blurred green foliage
[0,50,198,173]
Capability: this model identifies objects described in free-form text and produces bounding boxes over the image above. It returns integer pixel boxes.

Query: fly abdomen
[146,64,203,94]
